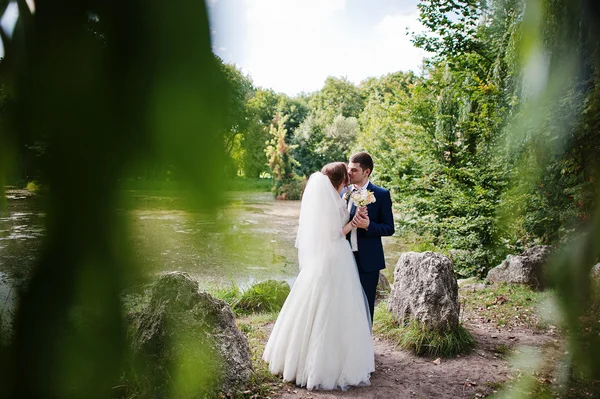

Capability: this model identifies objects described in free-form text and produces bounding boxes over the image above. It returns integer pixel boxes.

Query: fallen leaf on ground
[494,295,509,305]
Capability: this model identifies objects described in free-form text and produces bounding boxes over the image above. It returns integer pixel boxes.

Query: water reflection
[0,193,403,291]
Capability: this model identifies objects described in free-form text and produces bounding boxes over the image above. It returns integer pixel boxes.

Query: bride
[262,162,375,390]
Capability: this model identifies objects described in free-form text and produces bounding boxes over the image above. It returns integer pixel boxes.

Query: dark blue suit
[347,182,394,321]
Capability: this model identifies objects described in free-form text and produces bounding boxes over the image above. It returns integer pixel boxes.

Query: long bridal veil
[294,172,345,272]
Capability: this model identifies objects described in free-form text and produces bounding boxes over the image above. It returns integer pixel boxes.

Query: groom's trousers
[353,252,379,323]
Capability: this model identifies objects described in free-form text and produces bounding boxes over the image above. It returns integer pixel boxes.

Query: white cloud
[245,0,345,25]
[237,1,428,95]
[367,12,429,76]
[241,0,347,95]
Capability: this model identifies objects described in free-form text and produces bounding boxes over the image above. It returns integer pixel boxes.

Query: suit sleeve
[365,189,395,237]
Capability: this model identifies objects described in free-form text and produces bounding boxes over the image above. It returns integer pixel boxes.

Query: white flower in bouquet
[351,189,376,207]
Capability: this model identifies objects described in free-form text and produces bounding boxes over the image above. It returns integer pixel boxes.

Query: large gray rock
[128,272,252,397]
[486,246,552,290]
[387,252,460,331]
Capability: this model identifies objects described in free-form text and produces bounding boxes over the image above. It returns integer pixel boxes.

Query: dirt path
[272,317,556,399]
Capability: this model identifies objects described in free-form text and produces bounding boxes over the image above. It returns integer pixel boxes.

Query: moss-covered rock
[126,272,252,398]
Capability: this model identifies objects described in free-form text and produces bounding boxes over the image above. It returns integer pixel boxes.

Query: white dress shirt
[347,180,370,251]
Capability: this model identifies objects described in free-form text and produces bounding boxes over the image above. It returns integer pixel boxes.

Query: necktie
[349,188,358,216]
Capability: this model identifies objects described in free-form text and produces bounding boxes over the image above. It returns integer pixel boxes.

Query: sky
[0,0,429,97]
[208,0,429,96]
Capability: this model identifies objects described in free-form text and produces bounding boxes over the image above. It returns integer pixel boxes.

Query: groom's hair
[350,152,374,175]
[321,162,348,189]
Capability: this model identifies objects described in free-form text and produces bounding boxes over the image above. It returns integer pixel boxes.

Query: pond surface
[0,191,404,292]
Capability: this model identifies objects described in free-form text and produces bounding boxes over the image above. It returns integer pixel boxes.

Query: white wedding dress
[262,172,375,391]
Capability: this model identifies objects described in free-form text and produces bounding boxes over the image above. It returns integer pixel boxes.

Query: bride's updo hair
[321,162,348,189]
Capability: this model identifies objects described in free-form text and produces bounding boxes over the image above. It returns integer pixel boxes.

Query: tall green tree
[265,113,302,199]
[395,0,525,275]
[355,72,422,191]
[242,89,279,178]
[220,62,255,176]
[309,76,364,124]
[292,77,364,176]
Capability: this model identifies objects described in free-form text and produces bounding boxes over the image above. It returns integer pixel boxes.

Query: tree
[412,0,489,64]
[220,61,255,176]
[291,115,326,177]
[290,77,363,176]
[309,76,364,125]
[391,0,525,276]
[265,113,302,199]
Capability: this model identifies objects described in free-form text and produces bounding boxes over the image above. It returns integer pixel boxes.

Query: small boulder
[127,272,252,397]
[0,273,15,335]
[387,252,460,331]
[458,277,487,292]
[591,263,600,280]
[591,263,600,289]
[486,246,552,290]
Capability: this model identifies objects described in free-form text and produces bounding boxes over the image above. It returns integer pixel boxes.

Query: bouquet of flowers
[351,189,376,207]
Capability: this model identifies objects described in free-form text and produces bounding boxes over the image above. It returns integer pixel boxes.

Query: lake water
[0,191,404,317]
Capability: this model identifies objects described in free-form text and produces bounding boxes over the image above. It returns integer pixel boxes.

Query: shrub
[234,280,290,315]
[373,301,475,357]
[209,283,242,308]
[26,181,41,193]
[274,178,306,200]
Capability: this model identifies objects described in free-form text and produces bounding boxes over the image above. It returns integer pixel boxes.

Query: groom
[347,152,394,322]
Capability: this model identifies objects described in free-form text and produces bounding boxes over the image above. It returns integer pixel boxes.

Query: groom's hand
[353,212,370,229]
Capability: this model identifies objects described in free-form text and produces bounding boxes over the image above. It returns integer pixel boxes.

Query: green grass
[225,178,273,193]
[208,282,242,308]
[233,312,283,398]
[234,280,290,315]
[461,283,600,398]
[373,301,475,358]
[205,282,291,397]
[207,280,290,316]
[459,282,553,329]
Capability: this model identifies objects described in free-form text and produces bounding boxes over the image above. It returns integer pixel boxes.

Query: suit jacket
[347,182,395,272]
